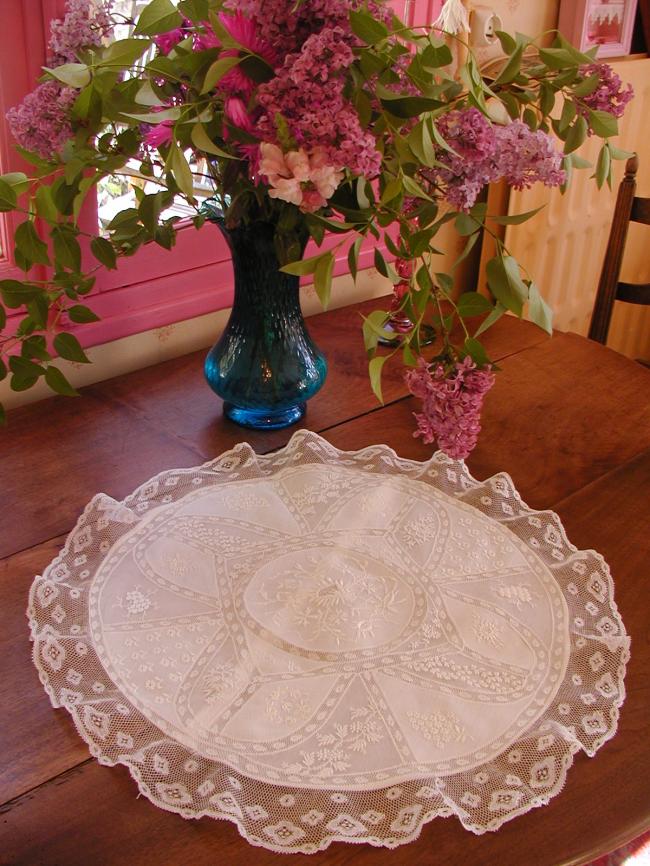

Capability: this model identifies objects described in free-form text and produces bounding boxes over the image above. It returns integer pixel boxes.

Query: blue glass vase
[204,219,327,430]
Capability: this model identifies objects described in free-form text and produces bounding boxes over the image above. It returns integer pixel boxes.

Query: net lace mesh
[28,430,629,853]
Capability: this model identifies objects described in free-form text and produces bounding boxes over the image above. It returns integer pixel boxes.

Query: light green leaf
[490,205,545,226]
[564,115,588,154]
[46,63,90,89]
[281,251,329,276]
[528,282,553,335]
[99,38,151,69]
[35,186,58,222]
[368,355,387,404]
[348,237,362,281]
[588,109,619,139]
[313,251,334,309]
[595,144,611,189]
[190,123,236,158]
[486,255,528,316]
[608,144,635,161]
[134,0,183,36]
[168,144,195,200]
[201,55,242,94]
[122,107,181,123]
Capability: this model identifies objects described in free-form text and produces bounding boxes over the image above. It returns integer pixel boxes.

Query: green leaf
[53,332,90,364]
[201,55,242,94]
[281,251,329,277]
[362,309,393,353]
[21,335,51,361]
[588,109,619,139]
[99,37,151,69]
[595,144,611,190]
[408,121,436,167]
[564,116,588,154]
[572,73,600,97]
[559,98,577,133]
[494,44,524,85]
[608,144,635,161]
[0,306,5,330]
[539,47,581,69]
[455,213,481,237]
[168,144,195,200]
[313,251,334,309]
[0,402,5,425]
[139,191,166,235]
[349,9,388,44]
[380,95,442,119]
[528,282,553,335]
[15,221,50,268]
[368,355,387,404]
[122,107,181,123]
[495,30,517,54]
[52,227,82,273]
[457,292,493,318]
[1,172,29,195]
[0,179,17,211]
[34,186,58,223]
[46,63,90,89]
[90,236,118,270]
[68,304,100,324]
[490,205,545,226]
[486,255,528,316]
[45,365,79,397]
[348,237,362,281]
[463,337,491,367]
[190,123,236,158]
[134,0,182,36]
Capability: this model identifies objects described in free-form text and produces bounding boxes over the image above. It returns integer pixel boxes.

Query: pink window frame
[1,0,433,349]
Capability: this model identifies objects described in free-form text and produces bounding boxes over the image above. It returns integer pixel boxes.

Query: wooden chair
[589,155,650,345]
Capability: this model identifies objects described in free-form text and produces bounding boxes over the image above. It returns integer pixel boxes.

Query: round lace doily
[28,431,629,853]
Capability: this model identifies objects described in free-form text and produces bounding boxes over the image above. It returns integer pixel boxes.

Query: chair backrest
[588,155,650,344]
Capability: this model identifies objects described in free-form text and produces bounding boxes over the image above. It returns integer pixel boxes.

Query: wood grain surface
[1,297,648,866]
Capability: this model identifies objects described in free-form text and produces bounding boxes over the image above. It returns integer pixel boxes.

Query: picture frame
[558,0,639,58]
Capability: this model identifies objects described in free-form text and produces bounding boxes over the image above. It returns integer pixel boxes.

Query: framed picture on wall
[558,0,639,57]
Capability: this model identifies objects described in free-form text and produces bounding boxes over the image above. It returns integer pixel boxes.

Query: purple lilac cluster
[8,0,114,159]
[49,0,113,64]
[405,356,496,460]
[429,108,566,211]
[6,82,78,160]
[227,0,389,60]
[578,62,634,130]
[257,26,382,178]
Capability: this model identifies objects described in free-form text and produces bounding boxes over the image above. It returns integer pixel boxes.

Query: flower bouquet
[0,0,634,454]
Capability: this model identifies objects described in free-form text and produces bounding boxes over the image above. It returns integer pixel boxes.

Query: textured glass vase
[204,219,327,430]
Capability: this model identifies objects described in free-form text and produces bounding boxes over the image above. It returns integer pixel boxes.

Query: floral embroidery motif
[266,686,311,727]
[115,585,157,618]
[402,512,439,548]
[407,710,467,747]
[472,614,505,648]
[491,582,537,609]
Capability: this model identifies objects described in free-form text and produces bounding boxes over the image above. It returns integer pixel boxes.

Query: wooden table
[2,297,649,866]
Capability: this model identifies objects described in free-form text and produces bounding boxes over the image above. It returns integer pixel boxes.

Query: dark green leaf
[348,237,362,281]
[463,337,491,367]
[313,251,334,309]
[0,179,17,212]
[564,115,588,154]
[90,236,118,270]
[349,10,388,44]
[454,213,481,237]
[15,221,50,268]
[457,292,493,318]
[486,255,528,316]
[52,227,82,273]
[45,365,79,397]
[53,332,90,364]
[68,304,100,324]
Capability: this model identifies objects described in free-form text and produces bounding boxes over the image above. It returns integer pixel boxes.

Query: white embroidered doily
[28,431,629,853]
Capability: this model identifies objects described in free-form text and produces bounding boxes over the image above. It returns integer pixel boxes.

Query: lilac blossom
[405,355,495,460]
[257,27,381,178]
[427,108,565,211]
[578,62,634,131]
[49,0,113,64]
[6,82,77,160]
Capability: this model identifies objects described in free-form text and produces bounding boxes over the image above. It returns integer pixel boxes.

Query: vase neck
[219,220,308,313]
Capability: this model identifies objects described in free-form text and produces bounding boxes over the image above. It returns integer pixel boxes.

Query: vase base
[224,402,306,430]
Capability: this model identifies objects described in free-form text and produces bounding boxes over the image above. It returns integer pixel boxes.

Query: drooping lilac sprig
[578,62,634,133]
[49,0,114,65]
[405,356,496,460]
